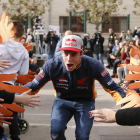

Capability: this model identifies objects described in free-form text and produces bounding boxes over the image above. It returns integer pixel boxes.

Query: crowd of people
[1,11,140,140]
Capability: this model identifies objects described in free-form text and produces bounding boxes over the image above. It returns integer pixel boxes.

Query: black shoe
[106,65,110,68]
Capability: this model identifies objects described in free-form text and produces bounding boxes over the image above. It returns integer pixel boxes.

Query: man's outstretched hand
[0,12,16,43]
[117,90,140,109]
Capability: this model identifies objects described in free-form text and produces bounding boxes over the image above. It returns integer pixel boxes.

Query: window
[102,17,127,33]
[60,16,84,33]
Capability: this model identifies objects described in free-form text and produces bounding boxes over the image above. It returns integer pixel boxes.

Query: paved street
[4,58,140,140]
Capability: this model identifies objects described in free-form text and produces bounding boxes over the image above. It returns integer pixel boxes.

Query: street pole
[69,11,72,31]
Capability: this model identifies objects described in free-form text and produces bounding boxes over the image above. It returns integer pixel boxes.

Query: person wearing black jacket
[93,33,104,65]
[45,30,59,60]
[83,33,94,58]
[89,107,140,126]
[132,26,140,39]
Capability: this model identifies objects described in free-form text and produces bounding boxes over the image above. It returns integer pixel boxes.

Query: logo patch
[35,69,45,83]
[107,79,113,85]
[77,77,88,85]
[101,69,108,77]
[65,37,77,47]
[58,78,68,83]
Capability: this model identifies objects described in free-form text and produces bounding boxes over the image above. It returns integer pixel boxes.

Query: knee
[51,121,65,139]
[117,67,121,72]
[51,130,64,140]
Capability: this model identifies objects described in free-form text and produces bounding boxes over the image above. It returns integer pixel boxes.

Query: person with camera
[93,33,104,65]
[83,33,94,58]
[132,26,140,39]
[45,30,59,60]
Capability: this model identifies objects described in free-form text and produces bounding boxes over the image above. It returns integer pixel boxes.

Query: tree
[0,0,51,21]
[132,0,140,15]
[67,0,123,31]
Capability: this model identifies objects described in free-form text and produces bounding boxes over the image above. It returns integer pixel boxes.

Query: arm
[24,62,50,93]
[45,36,50,43]
[0,89,40,107]
[89,107,140,126]
[111,45,116,55]
[96,63,126,102]
[54,38,63,57]
[116,107,140,125]
[132,30,137,37]
[0,90,15,104]
[52,34,59,41]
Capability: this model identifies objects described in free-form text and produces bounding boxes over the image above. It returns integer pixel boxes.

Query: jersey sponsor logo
[77,77,88,85]
[58,78,68,83]
[101,69,108,77]
[77,86,88,89]
[65,37,77,43]
[107,79,113,85]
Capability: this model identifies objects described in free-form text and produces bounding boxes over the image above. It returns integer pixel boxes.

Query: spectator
[117,44,130,85]
[110,41,124,78]
[119,31,126,42]
[132,26,140,39]
[83,33,94,58]
[27,28,35,43]
[107,41,114,55]
[126,29,133,39]
[106,39,119,69]
[45,30,59,60]
[54,30,72,57]
[0,20,29,140]
[93,33,104,65]
[108,28,117,47]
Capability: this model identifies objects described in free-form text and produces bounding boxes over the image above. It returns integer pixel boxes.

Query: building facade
[0,0,140,48]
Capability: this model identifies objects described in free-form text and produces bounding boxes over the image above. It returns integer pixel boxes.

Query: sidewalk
[4,57,140,140]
